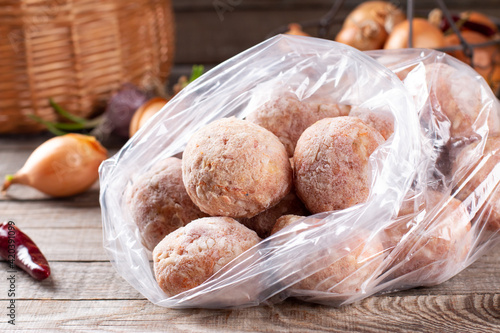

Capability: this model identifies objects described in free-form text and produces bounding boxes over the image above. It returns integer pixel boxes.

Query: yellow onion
[336,22,387,50]
[336,1,405,50]
[129,97,168,137]
[445,31,500,89]
[285,23,310,37]
[2,134,108,197]
[384,18,445,49]
[491,56,500,94]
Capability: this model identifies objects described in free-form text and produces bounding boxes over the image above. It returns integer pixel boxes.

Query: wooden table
[1,135,500,332]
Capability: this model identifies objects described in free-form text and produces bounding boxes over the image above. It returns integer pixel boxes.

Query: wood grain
[3,60,500,331]
[0,262,143,301]
[174,8,338,64]
[172,0,500,10]
[2,253,500,301]
[172,0,500,64]
[6,295,500,332]
[15,227,107,261]
[0,193,102,227]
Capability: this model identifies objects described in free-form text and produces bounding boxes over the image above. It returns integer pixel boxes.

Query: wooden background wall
[171,0,500,66]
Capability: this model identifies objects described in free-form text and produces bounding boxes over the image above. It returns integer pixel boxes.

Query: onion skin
[445,31,499,87]
[2,134,108,197]
[336,1,405,50]
[342,1,405,32]
[129,98,168,137]
[384,18,445,49]
[492,58,500,93]
[285,23,310,37]
[336,23,387,50]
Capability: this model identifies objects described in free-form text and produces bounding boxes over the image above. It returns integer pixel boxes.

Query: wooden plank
[173,2,500,64]
[7,295,500,332]
[172,0,500,11]
[1,131,500,331]
[4,218,500,268]
[0,133,53,149]
[0,185,101,207]
[0,192,102,227]
[0,262,143,301]
[174,9,332,64]
[1,245,500,301]
[9,227,108,261]
[0,149,31,173]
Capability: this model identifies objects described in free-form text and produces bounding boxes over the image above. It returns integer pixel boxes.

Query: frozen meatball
[425,63,500,139]
[294,117,385,213]
[384,191,471,286]
[349,106,394,140]
[182,117,292,218]
[270,214,305,236]
[239,191,308,238]
[393,64,419,81]
[126,157,206,251]
[452,136,500,231]
[153,217,260,297]
[272,217,384,294]
[246,92,351,156]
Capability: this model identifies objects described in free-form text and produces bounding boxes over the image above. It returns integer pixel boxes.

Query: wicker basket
[0,0,175,133]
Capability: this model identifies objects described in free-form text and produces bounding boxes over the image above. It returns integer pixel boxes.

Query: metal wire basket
[270,0,500,97]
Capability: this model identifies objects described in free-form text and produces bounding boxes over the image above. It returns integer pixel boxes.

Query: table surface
[1,135,500,333]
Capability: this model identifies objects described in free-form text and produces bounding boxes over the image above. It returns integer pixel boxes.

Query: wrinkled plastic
[99,35,500,308]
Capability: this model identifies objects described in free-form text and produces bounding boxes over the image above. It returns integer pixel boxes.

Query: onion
[445,31,499,87]
[428,9,497,37]
[461,11,498,35]
[336,1,405,50]
[129,97,168,137]
[491,59,500,94]
[104,83,150,139]
[384,18,445,49]
[2,134,108,197]
[336,22,387,50]
[342,1,405,33]
[285,23,310,37]
[427,8,443,29]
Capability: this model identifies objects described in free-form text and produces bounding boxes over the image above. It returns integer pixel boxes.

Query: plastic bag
[99,35,500,308]
[366,48,500,287]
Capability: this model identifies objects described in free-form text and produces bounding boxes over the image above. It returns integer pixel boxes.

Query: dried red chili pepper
[0,221,50,280]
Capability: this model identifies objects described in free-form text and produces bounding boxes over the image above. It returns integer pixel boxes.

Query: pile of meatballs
[126,62,500,298]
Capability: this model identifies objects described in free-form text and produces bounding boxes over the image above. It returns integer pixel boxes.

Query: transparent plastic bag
[99,35,500,308]
[366,48,500,290]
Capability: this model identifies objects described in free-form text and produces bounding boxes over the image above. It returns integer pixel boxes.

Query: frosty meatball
[182,117,292,218]
[349,106,394,140]
[238,191,308,238]
[425,63,500,139]
[384,191,471,286]
[246,92,350,156]
[153,217,260,297]
[293,117,385,213]
[126,157,206,251]
[452,136,500,231]
[272,216,384,294]
[270,214,304,236]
